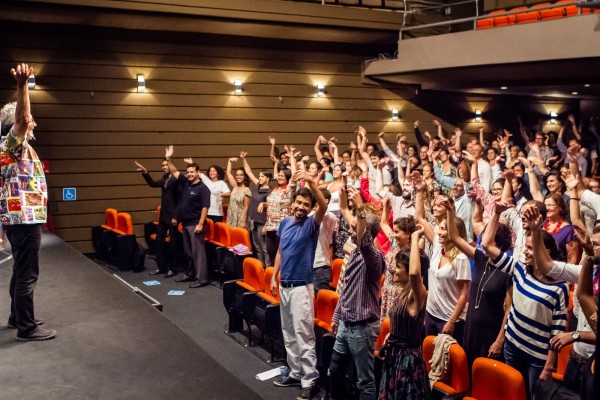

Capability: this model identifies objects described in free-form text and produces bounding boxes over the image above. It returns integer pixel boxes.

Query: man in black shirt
[165,146,211,288]
[135,159,180,278]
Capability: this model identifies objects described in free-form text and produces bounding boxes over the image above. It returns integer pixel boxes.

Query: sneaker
[273,375,301,387]
[7,318,45,329]
[297,385,319,400]
[16,327,56,342]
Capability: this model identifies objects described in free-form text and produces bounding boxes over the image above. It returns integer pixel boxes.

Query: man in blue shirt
[270,170,327,400]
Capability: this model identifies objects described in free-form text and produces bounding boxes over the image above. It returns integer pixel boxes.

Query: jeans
[503,339,545,400]
[313,266,331,296]
[6,224,42,335]
[329,320,380,400]
[265,231,279,268]
[155,222,179,273]
[424,311,465,346]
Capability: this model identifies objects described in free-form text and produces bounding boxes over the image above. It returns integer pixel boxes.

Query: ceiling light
[500,86,508,90]
[584,84,590,87]
[572,91,578,95]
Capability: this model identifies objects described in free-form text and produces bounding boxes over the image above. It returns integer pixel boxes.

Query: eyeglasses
[590,185,600,190]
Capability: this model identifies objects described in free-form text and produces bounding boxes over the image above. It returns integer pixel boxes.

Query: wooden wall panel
[2,23,570,253]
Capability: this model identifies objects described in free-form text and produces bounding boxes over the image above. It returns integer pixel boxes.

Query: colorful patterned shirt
[264,184,294,232]
[0,129,47,225]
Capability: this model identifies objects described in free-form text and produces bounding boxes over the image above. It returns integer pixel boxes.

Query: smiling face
[392,225,410,249]
[546,176,562,194]
[401,179,413,200]
[453,179,465,198]
[186,166,200,183]
[422,164,433,179]
[292,194,313,220]
[258,172,269,186]
[277,171,288,186]
[208,167,218,181]
[491,182,503,201]
[308,162,319,177]
[332,165,343,179]
[524,236,534,265]
[544,197,561,221]
[161,160,169,173]
[435,220,449,244]
[235,169,246,185]
[392,260,409,285]
[432,196,448,218]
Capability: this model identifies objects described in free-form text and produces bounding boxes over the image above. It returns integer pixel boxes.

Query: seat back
[493,8,515,26]
[241,257,264,291]
[259,266,280,303]
[115,212,133,235]
[552,342,573,381]
[231,227,252,251]
[375,317,391,352]
[329,258,343,289]
[214,222,232,247]
[156,205,161,221]
[422,336,469,394]
[204,218,214,241]
[470,358,526,400]
[540,1,565,20]
[512,6,539,24]
[314,289,340,332]
[102,208,118,230]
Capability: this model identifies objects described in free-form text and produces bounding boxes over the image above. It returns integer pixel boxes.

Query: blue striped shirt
[491,252,568,362]
[333,230,385,324]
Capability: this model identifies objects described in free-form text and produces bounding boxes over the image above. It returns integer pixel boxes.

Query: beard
[401,191,411,201]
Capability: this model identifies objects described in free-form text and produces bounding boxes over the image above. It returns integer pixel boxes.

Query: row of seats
[91,208,142,271]
[477,0,599,29]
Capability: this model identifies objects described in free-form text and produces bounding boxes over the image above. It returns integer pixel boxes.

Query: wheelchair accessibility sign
[63,188,76,201]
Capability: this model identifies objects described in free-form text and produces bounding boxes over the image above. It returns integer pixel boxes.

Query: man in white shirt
[471,143,492,193]
[312,190,338,296]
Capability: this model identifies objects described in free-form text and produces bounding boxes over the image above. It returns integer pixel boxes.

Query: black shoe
[297,385,319,400]
[274,375,301,387]
[7,318,45,329]
[175,276,194,283]
[163,271,176,278]
[149,269,165,276]
[16,327,56,342]
[189,281,209,288]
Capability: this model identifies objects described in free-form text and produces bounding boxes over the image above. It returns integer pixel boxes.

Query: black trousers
[5,224,42,335]
[155,221,179,273]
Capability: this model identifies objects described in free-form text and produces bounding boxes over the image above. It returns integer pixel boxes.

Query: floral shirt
[264,184,294,232]
[0,129,47,225]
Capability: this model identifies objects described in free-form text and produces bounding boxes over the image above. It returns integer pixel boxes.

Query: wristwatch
[572,331,580,342]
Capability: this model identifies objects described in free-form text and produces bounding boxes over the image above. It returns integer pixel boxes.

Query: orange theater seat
[466,358,526,400]
[223,257,265,332]
[513,6,539,24]
[92,208,118,259]
[540,1,566,20]
[100,208,118,231]
[329,258,343,289]
[476,16,495,29]
[114,212,133,235]
[422,335,470,396]
[314,289,340,333]
[552,342,573,381]
[494,8,516,26]
[374,317,391,357]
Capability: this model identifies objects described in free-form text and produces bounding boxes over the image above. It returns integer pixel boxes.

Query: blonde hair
[440,217,467,266]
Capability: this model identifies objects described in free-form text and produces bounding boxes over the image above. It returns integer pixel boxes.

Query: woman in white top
[414,173,471,346]
[326,164,345,216]
[201,165,231,223]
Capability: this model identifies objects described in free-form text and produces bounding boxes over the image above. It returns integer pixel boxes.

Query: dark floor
[0,233,300,400]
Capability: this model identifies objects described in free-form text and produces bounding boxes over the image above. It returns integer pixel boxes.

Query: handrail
[399,1,585,39]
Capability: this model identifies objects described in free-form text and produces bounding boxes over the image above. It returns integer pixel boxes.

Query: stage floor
[0,233,295,400]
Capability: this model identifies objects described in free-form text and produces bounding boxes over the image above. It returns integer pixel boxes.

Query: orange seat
[231,227,252,252]
[552,342,573,381]
[477,9,509,29]
[465,358,526,400]
[235,257,264,292]
[513,6,539,24]
[100,208,118,231]
[113,212,133,235]
[540,1,566,19]
[493,8,516,26]
[378,274,385,299]
[314,289,340,332]
[374,317,391,357]
[422,335,470,395]
[211,222,231,247]
[329,258,343,289]
[204,218,215,241]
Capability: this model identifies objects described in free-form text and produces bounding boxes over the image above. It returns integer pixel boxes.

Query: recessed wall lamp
[500,86,508,90]
[137,74,145,93]
[391,108,400,121]
[475,109,482,122]
[316,84,326,97]
[28,74,36,90]
[571,91,578,95]
[549,111,558,124]
[233,80,243,95]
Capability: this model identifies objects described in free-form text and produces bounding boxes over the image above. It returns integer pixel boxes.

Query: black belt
[314,265,330,270]
[280,281,308,288]
[343,316,378,327]
[570,350,591,364]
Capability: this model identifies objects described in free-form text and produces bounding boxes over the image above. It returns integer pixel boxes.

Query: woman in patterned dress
[225,157,251,228]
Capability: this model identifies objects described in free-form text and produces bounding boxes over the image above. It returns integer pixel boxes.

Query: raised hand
[522,205,542,230]
[410,171,425,192]
[349,141,357,150]
[11,63,33,87]
[462,150,476,163]
[573,226,593,255]
[357,126,366,137]
[455,127,463,136]
[378,131,385,139]
[414,120,420,128]
[183,157,193,164]
[432,119,440,127]
[165,145,174,159]
[563,173,579,191]
[229,157,238,163]
[412,224,425,239]
[517,156,531,169]
[269,136,276,145]
[347,185,363,207]
[503,169,516,182]
[239,151,247,159]
[134,161,147,173]
[357,159,368,173]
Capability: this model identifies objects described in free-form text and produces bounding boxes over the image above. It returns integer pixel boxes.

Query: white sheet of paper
[255,367,281,381]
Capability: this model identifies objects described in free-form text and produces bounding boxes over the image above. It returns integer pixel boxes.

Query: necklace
[543,219,564,236]
[474,262,497,309]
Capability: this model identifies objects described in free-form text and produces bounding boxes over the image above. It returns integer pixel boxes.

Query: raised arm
[314,135,326,162]
[10,63,33,141]
[357,126,372,165]
[517,117,531,150]
[478,126,486,147]
[339,183,354,226]
[525,206,554,275]
[413,172,435,243]
[380,196,392,237]
[433,119,445,141]
[481,201,509,260]
[329,140,340,165]
[471,196,485,238]
[226,157,238,187]
[164,145,180,179]
[239,152,259,185]
[445,199,475,259]
[568,114,581,141]
[414,120,427,148]
[409,225,427,313]
[519,157,543,202]
[577,250,598,334]
[294,170,327,225]
[348,186,366,243]
[269,136,278,164]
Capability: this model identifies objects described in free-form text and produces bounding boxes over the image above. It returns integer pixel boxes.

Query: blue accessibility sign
[63,188,76,201]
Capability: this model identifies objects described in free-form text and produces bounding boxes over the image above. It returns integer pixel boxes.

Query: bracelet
[582,253,594,262]
[270,279,276,283]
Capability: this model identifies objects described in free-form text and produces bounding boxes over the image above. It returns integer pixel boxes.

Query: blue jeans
[424,311,465,347]
[312,266,331,296]
[329,320,380,400]
[503,339,545,400]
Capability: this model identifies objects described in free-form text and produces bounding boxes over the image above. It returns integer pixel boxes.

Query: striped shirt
[332,230,384,324]
[491,252,568,362]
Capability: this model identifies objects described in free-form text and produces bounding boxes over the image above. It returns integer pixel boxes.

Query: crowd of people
[137,115,598,400]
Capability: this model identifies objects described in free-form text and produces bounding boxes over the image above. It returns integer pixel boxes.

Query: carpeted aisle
[0,233,265,400]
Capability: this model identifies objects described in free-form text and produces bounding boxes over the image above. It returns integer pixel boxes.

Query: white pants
[279,284,319,388]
